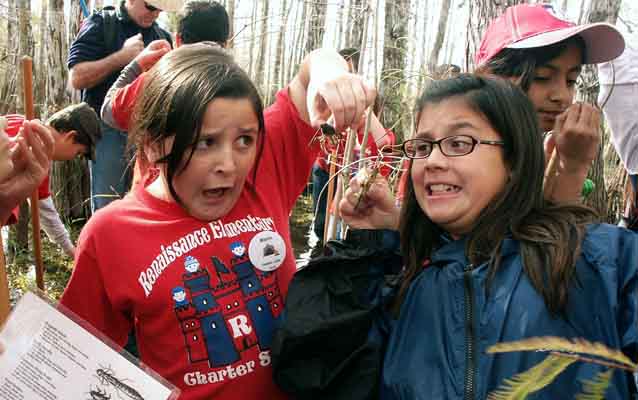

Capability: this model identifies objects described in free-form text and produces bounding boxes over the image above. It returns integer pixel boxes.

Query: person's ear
[145,137,170,164]
[62,130,77,143]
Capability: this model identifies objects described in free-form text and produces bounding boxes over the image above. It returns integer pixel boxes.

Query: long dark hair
[397,75,597,315]
[476,36,586,92]
[130,43,266,205]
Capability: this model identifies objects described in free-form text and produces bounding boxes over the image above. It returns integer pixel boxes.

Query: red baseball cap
[475,4,625,67]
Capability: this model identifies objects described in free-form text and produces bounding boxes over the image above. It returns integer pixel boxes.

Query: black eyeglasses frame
[401,135,505,159]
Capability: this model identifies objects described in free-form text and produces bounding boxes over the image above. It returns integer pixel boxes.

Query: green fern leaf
[487,354,576,400]
[575,369,614,400]
[487,336,636,370]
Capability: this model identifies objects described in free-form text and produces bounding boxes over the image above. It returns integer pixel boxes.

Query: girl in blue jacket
[340,4,625,231]
[274,75,638,399]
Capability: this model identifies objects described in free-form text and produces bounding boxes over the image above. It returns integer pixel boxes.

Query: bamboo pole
[0,234,9,325]
[22,56,45,291]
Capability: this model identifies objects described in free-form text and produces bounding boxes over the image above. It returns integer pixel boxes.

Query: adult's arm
[69,33,144,90]
[101,61,143,130]
[101,40,171,130]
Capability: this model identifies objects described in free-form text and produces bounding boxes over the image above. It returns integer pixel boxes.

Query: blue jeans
[631,174,637,194]
[90,121,132,212]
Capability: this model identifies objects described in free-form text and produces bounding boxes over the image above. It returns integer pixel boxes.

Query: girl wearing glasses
[340,4,625,230]
[273,74,638,399]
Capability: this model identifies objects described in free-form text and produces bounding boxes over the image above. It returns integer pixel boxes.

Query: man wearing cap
[2,103,102,257]
[68,0,174,212]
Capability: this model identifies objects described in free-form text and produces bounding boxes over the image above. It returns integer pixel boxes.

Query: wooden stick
[322,150,338,244]
[543,148,559,199]
[22,56,45,291]
[0,233,9,324]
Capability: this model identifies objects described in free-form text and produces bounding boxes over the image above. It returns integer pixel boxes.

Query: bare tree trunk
[443,1,456,66]
[374,0,382,87]
[335,0,345,50]
[577,0,622,219]
[247,0,259,78]
[347,0,364,48]
[45,0,69,114]
[305,0,327,54]
[428,0,452,73]
[0,0,19,114]
[465,0,526,70]
[226,0,235,47]
[271,0,289,99]
[418,0,430,93]
[67,0,83,104]
[289,1,307,82]
[34,0,47,118]
[13,0,35,253]
[254,0,269,97]
[344,0,352,46]
[381,0,409,142]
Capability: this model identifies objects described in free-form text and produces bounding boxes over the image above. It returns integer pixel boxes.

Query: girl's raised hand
[551,102,601,174]
[304,49,376,134]
[135,39,172,72]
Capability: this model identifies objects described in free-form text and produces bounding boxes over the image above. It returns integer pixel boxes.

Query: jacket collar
[430,234,519,267]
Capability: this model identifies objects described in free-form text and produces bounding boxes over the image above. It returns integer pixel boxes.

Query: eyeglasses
[402,135,504,159]
[144,2,161,12]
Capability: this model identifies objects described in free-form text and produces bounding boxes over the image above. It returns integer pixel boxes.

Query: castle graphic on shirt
[170,241,283,368]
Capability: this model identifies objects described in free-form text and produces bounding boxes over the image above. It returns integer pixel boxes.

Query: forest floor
[6,193,316,305]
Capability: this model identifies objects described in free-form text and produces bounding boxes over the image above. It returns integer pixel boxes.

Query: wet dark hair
[178,1,229,46]
[476,36,586,92]
[396,74,596,315]
[130,43,265,206]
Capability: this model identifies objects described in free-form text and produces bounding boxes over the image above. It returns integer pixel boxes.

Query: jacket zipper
[463,264,476,400]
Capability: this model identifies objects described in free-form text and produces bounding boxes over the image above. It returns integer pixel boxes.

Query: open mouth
[203,188,229,199]
[427,184,461,195]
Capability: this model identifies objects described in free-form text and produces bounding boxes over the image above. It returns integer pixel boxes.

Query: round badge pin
[248,231,286,272]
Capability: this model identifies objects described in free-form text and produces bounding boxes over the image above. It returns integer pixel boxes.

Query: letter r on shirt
[228,314,252,338]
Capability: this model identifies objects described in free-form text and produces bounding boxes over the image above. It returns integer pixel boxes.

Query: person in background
[598,42,638,229]
[2,103,101,257]
[68,0,173,211]
[341,3,625,231]
[101,0,230,190]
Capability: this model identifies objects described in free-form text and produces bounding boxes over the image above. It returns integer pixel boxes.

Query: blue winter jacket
[381,223,638,399]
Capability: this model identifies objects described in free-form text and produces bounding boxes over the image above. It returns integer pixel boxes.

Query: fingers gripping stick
[354,165,380,210]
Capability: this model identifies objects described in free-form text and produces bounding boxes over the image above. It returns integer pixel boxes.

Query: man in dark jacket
[67,0,174,211]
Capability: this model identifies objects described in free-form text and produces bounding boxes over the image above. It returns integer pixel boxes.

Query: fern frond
[487,336,636,370]
[487,354,576,400]
[575,369,614,400]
